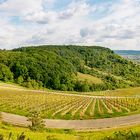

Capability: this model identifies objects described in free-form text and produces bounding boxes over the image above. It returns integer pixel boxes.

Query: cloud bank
[0,0,140,50]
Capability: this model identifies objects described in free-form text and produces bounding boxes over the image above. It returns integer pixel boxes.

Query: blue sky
[0,0,140,50]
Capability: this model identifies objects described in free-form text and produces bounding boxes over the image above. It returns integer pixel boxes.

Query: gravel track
[1,112,140,130]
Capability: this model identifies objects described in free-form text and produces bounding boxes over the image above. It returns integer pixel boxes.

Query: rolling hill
[0,45,140,92]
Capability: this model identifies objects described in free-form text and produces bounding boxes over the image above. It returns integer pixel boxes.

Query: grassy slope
[85,66,134,85]
[79,124,140,140]
[76,72,103,84]
[1,81,140,97]
[0,123,77,140]
[82,87,140,97]
[0,122,140,140]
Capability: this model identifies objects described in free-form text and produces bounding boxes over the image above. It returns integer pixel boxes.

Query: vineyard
[0,87,140,120]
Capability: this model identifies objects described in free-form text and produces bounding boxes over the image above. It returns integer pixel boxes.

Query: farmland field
[0,85,140,120]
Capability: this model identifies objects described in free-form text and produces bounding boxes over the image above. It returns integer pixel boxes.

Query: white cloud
[23,0,93,24]
[0,0,43,16]
[0,0,140,50]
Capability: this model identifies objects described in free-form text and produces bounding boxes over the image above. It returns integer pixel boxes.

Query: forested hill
[0,45,140,92]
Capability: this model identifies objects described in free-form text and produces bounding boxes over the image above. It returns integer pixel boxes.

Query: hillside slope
[0,45,140,91]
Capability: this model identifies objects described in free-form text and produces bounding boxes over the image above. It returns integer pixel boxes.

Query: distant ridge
[114,50,140,55]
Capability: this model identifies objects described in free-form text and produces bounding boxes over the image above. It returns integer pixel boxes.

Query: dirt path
[1,112,140,130]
